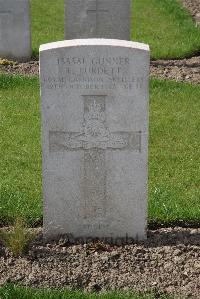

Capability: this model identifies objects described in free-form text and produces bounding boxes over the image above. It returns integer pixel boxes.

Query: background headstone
[40,39,150,242]
[0,0,31,62]
[65,0,131,40]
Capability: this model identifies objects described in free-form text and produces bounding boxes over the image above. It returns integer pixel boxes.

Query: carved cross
[87,0,109,35]
[49,95,142,219]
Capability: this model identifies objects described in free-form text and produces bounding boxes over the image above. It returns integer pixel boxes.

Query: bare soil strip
[0,227,199,299]
[1,55,200,85]
[181,0,200,22]
[151,56,200,84]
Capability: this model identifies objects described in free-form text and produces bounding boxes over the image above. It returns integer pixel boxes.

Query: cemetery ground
[0,0,200,299]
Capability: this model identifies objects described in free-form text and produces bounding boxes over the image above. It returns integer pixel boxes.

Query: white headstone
[40,39,150,242]
[65,0,131,40]
[0,0,31,62]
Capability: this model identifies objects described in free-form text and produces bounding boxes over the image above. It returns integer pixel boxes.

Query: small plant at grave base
[0,58,15,66]
[0,218,35,257]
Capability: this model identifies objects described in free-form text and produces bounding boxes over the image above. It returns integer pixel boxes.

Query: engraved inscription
[82,223,109,231]
[41,56,147,91]
[49,95,142,219]
[87,0,109,35]
[42,77,145,91]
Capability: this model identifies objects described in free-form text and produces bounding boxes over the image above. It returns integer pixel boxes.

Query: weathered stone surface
[0,0,31,61]
[65,0,131,40]
[40,39,150,242]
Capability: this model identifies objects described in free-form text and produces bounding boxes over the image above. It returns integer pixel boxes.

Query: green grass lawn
[30,0,200,60]
[0,285,174,299]
[0,76,42,225]
[31,0,64,58]
[132,0,200,59]
[0,75,199,226]
[149,80,200,225]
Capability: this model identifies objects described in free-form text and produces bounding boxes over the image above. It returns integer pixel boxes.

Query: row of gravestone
[0,0,131,62]
[1,0,150,242]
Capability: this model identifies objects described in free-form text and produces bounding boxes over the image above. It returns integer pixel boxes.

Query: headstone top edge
[39,39,150,53]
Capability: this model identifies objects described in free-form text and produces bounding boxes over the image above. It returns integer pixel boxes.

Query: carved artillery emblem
[71,99,126,149]
[49,95,142,152]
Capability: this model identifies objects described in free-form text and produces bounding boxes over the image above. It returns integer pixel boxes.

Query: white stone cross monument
[0,0,31,61]
[65,0,131,40]
[40,39,150,242]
